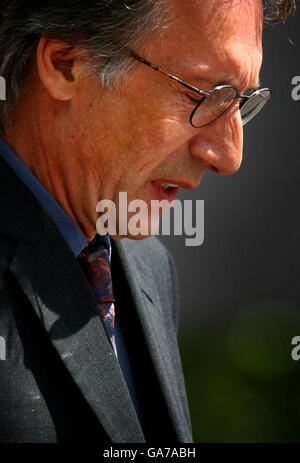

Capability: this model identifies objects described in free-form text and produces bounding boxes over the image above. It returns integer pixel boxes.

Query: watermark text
[96,192,204,247]
[291,336,300,361]
[291,76,300,101]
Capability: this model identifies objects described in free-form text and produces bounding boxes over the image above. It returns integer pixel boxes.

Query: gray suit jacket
[0,155,192,443]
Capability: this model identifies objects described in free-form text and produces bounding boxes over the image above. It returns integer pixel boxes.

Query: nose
[188,111,243,175]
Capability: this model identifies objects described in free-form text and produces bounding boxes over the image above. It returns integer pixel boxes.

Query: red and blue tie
[78,237,117,357]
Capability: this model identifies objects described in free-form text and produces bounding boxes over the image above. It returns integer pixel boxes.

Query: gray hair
[0,0,169,132]
[0,0,296,133]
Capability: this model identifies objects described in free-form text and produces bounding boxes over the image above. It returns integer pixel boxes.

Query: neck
[2,111,98,242]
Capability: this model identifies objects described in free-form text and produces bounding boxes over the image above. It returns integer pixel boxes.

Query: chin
[114,211,162,240]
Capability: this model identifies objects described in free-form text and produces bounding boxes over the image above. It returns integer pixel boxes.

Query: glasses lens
[191,86,237,128]
[240,89,271,126]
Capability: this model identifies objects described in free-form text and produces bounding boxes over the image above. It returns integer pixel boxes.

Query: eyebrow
[177,60,260,91]
[130,51,262,94]
[245,80,261,91]
[187,71,261,93]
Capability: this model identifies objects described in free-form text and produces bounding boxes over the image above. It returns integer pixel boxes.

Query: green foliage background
[179,300,300,442]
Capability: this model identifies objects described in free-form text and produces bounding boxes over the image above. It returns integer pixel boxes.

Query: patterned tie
[78,236,117,357]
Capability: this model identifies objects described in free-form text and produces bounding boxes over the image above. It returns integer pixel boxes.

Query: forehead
[145,0,263,87]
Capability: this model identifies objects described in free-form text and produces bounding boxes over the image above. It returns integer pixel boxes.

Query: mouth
[151,179,196,203]
[151,181,178,203]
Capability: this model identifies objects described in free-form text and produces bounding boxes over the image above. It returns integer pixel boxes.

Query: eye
[239,97,247,109]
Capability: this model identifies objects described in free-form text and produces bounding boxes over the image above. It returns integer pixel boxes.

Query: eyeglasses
[129,51,271,128]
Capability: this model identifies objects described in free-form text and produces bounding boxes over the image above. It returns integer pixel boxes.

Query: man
[0,0,295,443]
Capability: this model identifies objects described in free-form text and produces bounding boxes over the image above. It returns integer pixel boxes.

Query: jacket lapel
[114,240,192,442]
[8,215,145,442]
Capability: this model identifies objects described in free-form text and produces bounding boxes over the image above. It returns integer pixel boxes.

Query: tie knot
[78,235,114,303]
[78,234,110,264]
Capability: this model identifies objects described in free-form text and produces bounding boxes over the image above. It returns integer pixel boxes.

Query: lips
[151,181,179,203]
[161,183,179,190]
[150,177,201,203]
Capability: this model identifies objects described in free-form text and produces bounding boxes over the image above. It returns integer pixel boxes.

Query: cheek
[74,83,190,186]
[118,115,186,176]
[119,81,190,152]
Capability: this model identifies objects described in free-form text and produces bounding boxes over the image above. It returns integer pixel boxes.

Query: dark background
[159,10,300,442]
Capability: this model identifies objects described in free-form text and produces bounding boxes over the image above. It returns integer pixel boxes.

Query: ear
[36,37,84,101]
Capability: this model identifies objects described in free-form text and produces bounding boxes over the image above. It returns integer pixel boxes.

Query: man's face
[68,0,263,238]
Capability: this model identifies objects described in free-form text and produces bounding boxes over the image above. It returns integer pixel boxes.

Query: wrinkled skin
[3,0,263,240]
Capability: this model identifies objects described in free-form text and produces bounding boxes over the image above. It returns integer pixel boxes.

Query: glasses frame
[129,51,271,128]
